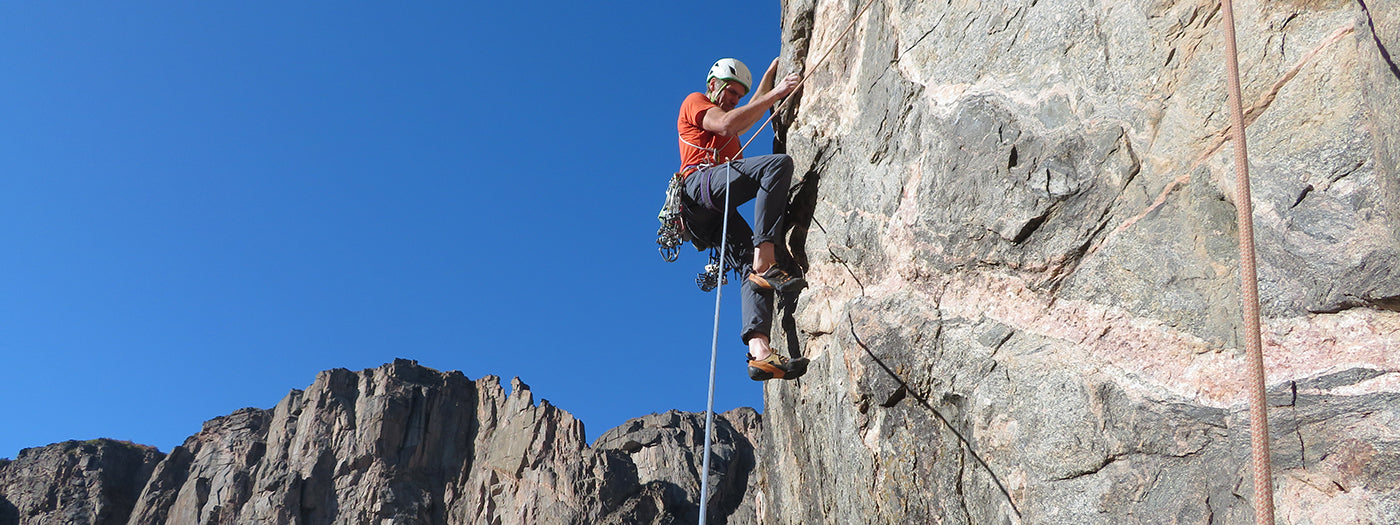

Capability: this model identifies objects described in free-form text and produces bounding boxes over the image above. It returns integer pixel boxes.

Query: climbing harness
[659,126,743,292]
[678,134,724,170]
[657,134,721,265]
[656,169,741,289]
[1220,1,1276,523]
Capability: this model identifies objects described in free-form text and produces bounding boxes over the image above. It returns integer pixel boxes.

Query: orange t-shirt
[677,92,742,175]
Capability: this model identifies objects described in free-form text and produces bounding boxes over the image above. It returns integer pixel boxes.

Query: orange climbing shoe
[748,267,806,294]
[747,352,809,381]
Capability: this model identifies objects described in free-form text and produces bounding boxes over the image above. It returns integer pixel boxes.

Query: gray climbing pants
[682,154,794,344]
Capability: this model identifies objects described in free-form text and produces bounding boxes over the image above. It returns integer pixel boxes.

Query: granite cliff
[3,1,1398,524]
[756,0,1399,523]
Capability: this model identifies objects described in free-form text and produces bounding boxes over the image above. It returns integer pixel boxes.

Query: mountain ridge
[0,359,761,525]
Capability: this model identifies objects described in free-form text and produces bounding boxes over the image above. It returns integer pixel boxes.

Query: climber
[677,57,810,381]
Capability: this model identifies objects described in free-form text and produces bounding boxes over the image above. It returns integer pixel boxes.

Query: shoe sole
[748,273,808,294]
[748,357,810,381]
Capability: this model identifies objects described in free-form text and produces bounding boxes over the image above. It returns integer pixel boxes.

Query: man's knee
[761,154,793,184]
[770,153,793,173]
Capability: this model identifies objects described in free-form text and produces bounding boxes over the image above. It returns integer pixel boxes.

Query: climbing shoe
[747,352,809,381]
[748,267,806,294]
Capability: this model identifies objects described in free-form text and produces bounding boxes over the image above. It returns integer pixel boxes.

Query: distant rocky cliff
[759,0,1399,523]
[0,360,760,525]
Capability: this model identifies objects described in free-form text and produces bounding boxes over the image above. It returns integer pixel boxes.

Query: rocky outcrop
[594,409,762,524]
[0,360,759,525]
[761,0,1399,523]
[0,440,162,525]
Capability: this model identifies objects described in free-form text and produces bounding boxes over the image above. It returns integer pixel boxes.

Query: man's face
[711,79,748,111]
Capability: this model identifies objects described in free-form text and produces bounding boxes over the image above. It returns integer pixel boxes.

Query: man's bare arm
[754,58,780,100]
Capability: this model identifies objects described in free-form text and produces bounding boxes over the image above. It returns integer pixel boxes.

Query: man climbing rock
[677,57,810,381]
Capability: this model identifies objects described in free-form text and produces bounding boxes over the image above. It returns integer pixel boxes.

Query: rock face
[0,440,162,525]
[0,360,759,525]
[760,0,1399,523]
[594,409,762,525]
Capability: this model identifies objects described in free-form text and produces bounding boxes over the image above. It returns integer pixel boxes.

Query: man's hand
[756,58,800,101]
[770,73,801,99]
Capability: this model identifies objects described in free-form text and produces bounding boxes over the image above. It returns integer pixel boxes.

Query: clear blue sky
[2,2,791,459]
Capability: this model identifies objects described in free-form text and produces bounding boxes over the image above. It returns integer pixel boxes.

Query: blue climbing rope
[698,161,732,525]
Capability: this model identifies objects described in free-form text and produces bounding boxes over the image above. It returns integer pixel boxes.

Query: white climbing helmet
[707,58,752,93]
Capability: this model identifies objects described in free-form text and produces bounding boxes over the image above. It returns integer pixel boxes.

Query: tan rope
[1219,1,1276,523]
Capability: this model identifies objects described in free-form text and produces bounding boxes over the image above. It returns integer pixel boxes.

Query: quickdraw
[696,249,741,292]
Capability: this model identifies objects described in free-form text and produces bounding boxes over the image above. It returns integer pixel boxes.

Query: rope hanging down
[1219,1,1277,523]
[697,1,880,523]
[697,163,732,525]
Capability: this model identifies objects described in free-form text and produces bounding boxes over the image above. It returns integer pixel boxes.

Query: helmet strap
[707,79,729,105]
